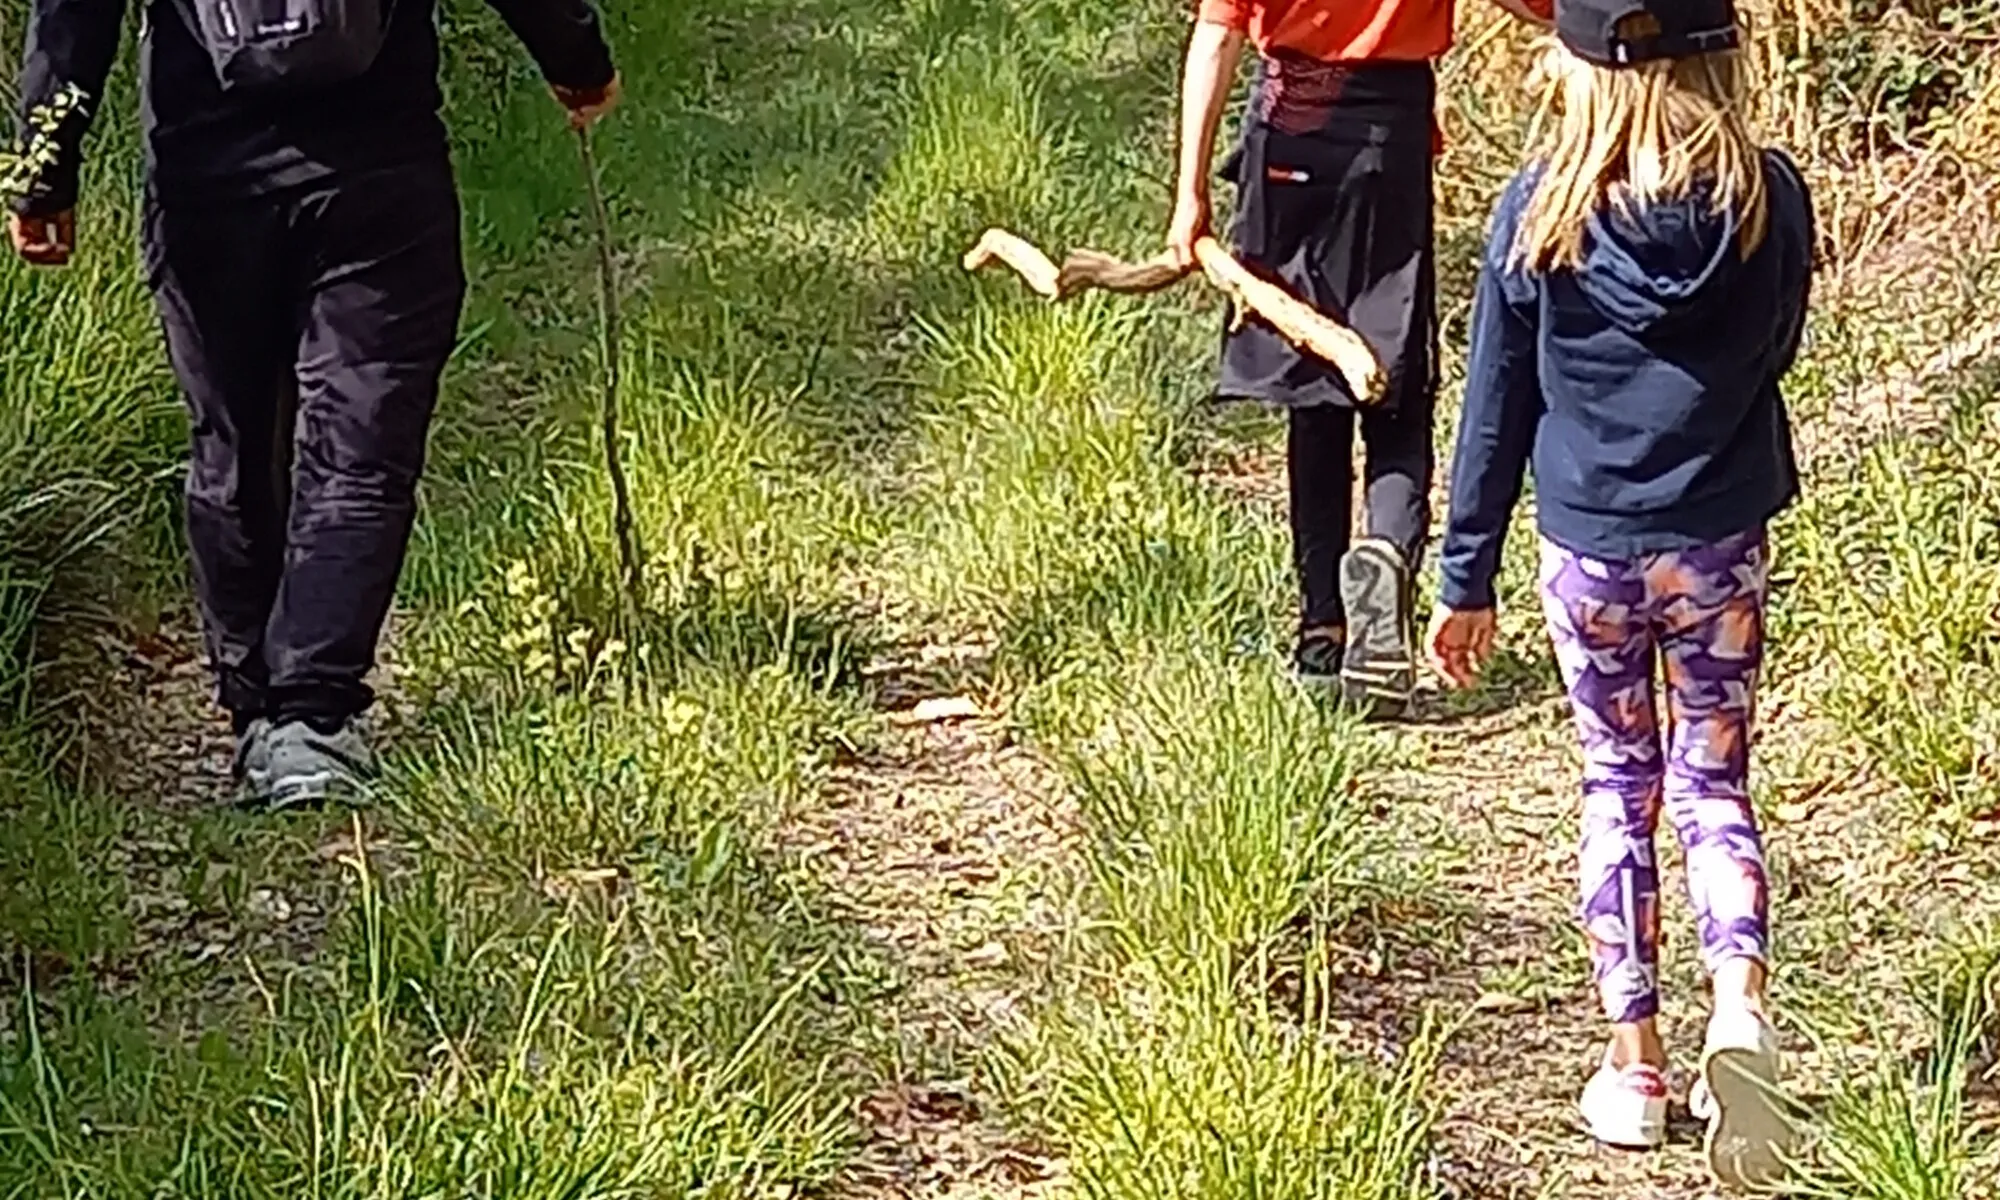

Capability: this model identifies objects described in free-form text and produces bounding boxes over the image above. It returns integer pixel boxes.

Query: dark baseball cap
[1557,0,1741,66]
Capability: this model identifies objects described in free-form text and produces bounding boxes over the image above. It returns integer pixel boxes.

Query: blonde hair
[1514,38,1768,273]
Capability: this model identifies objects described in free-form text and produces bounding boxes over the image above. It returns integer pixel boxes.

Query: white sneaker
[1580,1048,1669,1149]
[1695,1007,1799,1190]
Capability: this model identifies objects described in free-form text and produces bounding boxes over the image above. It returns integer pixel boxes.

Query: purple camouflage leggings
[1540,530,1773,1025]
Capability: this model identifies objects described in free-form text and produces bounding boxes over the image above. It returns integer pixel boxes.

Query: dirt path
[75,612,240,813]
[17,611,397,1015]
[45,477,1979,1200]
[778,644,1077,1199]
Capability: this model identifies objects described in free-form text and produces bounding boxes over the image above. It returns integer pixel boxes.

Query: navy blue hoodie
[1437,150,1815,611]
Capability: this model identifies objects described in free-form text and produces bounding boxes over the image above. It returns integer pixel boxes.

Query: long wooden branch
[962,227,1386,405]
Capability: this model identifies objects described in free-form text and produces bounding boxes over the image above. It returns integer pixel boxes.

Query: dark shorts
[1215,61,1439,414]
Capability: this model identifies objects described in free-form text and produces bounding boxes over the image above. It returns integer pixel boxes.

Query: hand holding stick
[962,227,1386,405]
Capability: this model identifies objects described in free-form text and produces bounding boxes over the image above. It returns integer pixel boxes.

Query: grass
[1775,389,2000,840]
[1787,919,2000,1200]
[1023,971,1448,1200]
[0,0,1996,1197]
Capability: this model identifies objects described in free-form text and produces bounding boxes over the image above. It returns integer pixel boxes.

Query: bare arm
[1166,19,1245,264]
[1176,20,1246,214]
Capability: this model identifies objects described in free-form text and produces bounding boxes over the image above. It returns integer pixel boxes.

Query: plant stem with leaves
[1,86,84,209]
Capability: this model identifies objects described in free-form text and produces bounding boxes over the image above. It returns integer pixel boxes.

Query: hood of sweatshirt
[1574,184,1744,335]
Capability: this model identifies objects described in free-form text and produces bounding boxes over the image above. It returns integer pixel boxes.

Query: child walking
[1167,0,1548,713]
[1425,0,1813,1186]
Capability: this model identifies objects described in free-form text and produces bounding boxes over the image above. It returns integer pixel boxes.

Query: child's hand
[1427,607,1498,690]
[9,210,74,266]
[1166,190,1210,271]
[553,75,622,131]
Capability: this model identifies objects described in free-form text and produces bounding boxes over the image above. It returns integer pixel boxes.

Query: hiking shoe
[1338,539,1416,718]
[1292,629,1345,686]
[1694,1006,1800,1190]
[1580,1049,1669,1150]
[250,718,378,812]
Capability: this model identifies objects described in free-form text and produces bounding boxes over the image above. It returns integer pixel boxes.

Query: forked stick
[962,227,1386,405]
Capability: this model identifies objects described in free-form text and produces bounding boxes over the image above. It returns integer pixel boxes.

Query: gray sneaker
[255,718,378,812]
[233,717,275,807]
[1338,538,1417,720]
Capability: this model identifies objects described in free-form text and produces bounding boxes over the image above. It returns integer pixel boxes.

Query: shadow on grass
[989,529,1269,682]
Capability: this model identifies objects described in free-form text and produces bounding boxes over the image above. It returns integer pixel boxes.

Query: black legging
[1286,391,1435,632]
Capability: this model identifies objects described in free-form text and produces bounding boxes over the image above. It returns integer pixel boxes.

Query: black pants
[143,158,466,724]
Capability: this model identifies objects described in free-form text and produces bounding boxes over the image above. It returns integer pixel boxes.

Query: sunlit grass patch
[995,642,1445,1199]
[869,42,1060,263]
[394,678,867,878]
[0,681,879,1194]
[1016,963,1447,1200]
[1037,653,1407,964]
[1789,920,2000,1200]
[1773,389,2000,841]
[895,298,1281,673]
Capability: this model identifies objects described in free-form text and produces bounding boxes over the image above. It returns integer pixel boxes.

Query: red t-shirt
[1197,0,1550,61]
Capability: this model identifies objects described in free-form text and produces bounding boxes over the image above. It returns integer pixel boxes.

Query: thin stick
[577,128,644,616]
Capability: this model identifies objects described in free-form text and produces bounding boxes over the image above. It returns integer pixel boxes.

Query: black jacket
[14,0,615,215]
[1438,150,1815,611]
